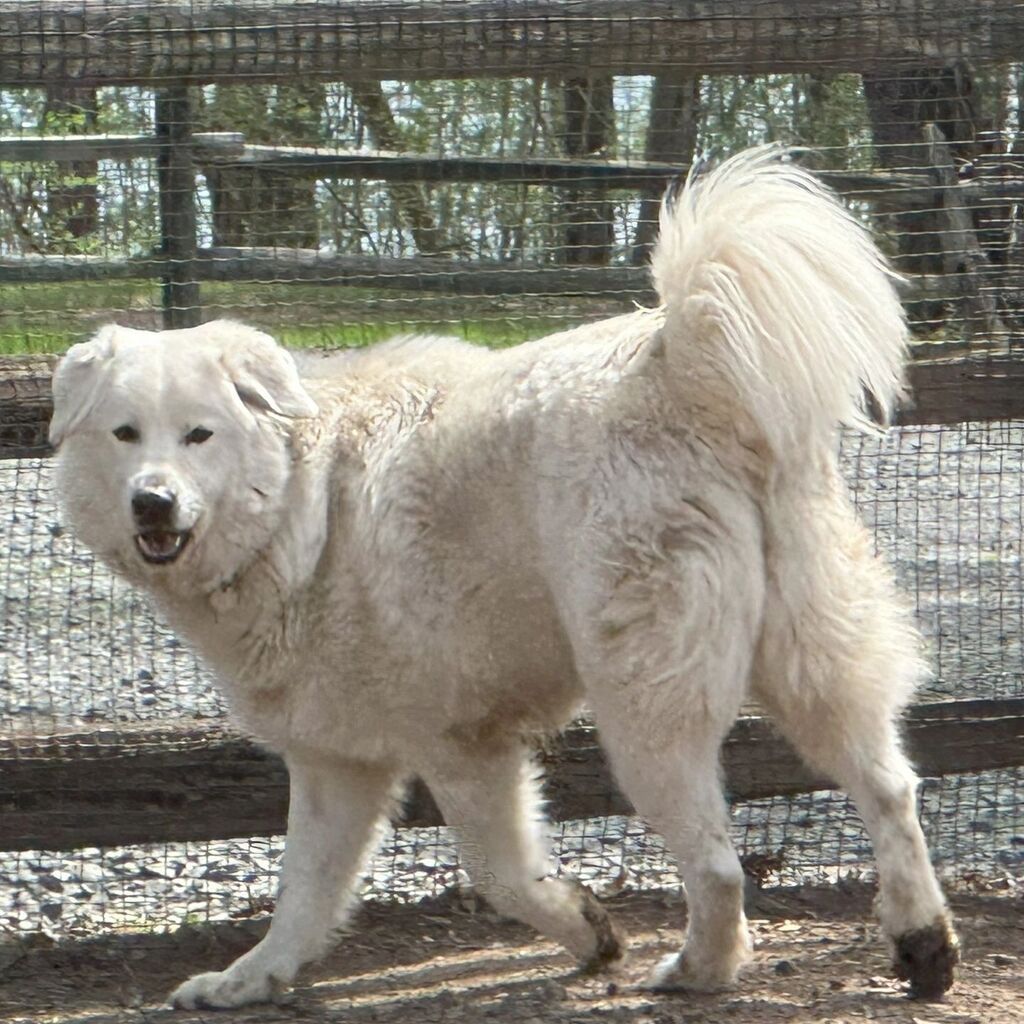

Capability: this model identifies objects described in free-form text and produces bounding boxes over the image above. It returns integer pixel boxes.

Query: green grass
[0,279,607,355]
[0,279,157,354]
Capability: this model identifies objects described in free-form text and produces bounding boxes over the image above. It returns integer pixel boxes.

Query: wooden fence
[1,1,1021,86]
[1,0,1023,858]
[2,303,1024,855]
[0,4,1019,337]
[0,125,1019,338]
[2,699,1023,852]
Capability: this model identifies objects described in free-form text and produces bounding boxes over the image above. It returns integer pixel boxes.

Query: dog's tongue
[139,532,180,558]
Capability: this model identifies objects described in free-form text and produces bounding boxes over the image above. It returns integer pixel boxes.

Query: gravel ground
[2,883,1022,1024]
[1,422,1022,940]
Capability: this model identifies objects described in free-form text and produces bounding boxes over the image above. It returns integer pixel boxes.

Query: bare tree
[43,86,99,250]
[561,75,616,265]
[632,75,700,265]
[863,62,1021,336]
[348,81,447,256]
[201,84,323,249]
[863,63,989,272]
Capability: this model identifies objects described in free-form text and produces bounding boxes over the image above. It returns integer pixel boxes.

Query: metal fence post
[155,87,201,329]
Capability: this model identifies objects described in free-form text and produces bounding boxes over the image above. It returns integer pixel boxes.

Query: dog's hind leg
[754,491,958,999]
[596,709,753,992]
[421,743,623,970]
[170,756,395,1009]
[564,519,765,992]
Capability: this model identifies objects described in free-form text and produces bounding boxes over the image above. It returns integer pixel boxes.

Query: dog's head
[50,321,318,596]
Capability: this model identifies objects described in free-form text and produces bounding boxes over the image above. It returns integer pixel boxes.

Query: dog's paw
[169,967,284,1010]
[893,917,960,1000]
[645,950,741,994]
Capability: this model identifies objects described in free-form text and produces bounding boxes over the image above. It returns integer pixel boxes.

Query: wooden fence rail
[0,248,999,313]
[7,350,1024,461]
[1,129,1016,340]
[2,699,1021,852]
[4,133,1022,209]
[0,1,1021,87]
[0,132,242,163]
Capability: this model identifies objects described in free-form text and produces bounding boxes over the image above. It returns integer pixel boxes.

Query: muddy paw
[893,917,960,1000]
[569,879,625,972]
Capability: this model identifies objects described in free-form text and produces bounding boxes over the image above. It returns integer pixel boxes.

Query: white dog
[50,148,958,1007]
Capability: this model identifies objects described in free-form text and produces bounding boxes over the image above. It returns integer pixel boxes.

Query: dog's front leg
[170,756,394,1009]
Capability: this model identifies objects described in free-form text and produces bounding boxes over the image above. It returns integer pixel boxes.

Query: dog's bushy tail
[651,146,908,453]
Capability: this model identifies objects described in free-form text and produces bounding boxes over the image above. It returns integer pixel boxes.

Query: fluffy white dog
[51,148,958,1007]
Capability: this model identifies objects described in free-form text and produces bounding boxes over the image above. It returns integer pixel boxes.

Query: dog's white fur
[51,148,956,1007]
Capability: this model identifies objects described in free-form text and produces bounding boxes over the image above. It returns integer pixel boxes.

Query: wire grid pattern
[2,424,1022,938]
[4,764,1022,941]
[4,423,1024,732]
[0,66,1022,351]
[1,1,1023,940]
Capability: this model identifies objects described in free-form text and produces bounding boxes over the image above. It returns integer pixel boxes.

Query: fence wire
[0,0,1022,941]
[2,424,1022,938]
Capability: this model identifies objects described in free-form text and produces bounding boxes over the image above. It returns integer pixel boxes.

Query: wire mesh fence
[1,0,1022,942]
[3,423,1021,940]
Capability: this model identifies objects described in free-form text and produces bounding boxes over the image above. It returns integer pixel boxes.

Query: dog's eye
[185,426,213,445]
[112,424,139,443]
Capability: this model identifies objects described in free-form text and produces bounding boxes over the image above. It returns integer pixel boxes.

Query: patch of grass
[0,279,160,354]
[271,315,575,350]
[0,280,595,354]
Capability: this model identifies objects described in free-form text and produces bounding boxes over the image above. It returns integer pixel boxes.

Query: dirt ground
[1,882,1021,1024]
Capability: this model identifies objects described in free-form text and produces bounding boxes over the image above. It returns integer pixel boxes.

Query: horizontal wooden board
[0,131,243,163]
[1,699,1021,852]
[0,1,1020,87]
[5,135,1018,214]
[5,352,1024,461]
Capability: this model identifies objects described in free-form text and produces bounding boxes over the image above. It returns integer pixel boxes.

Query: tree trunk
[348,81,447,256]
[561,75,616,265]
[200,83,323,249]
[864,62,1021,339]
[863,63,983,273]
[863,62,993,329]
[632,75,700,265]
[42,86,98,251]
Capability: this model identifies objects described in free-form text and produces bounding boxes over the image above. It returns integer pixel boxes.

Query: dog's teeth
[136,532,187,562]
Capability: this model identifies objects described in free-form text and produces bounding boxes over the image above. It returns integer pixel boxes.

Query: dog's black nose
[131,487,176,525]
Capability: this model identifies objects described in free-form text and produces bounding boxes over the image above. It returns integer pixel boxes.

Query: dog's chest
[199,574,580,764]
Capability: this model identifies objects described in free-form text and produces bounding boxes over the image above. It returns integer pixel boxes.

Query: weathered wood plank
[5,350,1024,461]
[5,135,1019,215]
[895,356,1024,426]
[0,354,57,459]
[212,147,957,209]
[0,1,1020,87]
[0,132,243,163]
[1,699,1020,852]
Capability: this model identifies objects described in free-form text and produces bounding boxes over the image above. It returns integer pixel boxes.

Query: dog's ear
[217,325,318,419]
[48,326,117,447]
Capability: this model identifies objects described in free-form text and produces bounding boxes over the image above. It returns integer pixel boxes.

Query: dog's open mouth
[135,530,191,565]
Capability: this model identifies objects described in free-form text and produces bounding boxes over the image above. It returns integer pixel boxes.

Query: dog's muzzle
[131,486,191,565]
